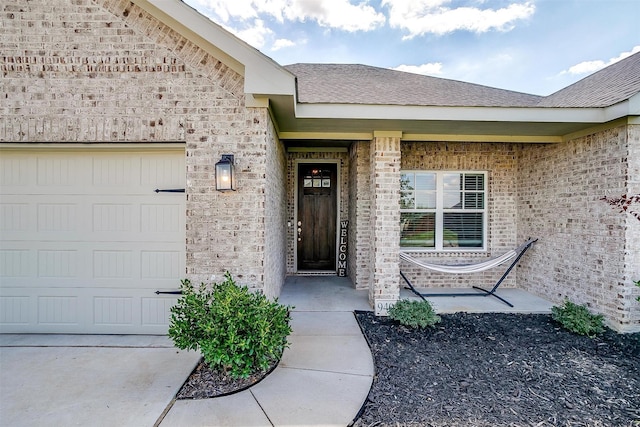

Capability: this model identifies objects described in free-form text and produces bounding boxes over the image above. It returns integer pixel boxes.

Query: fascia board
[138,0,295,96]
[604,100,632,121]
[626,93,640,115]
[294,103,610,124]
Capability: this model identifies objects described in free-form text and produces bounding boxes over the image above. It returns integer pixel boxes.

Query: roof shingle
[284,63,543,107]
[285,52,640,109]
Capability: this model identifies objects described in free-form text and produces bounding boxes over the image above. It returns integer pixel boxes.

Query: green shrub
[168,273,293,378]
[388,299,441,329]
[635,280,640,302]
[551,299,605,338]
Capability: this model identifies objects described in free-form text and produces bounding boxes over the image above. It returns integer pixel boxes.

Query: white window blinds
[401,171,486,250]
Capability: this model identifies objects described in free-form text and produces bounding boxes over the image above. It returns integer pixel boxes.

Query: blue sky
[183,0,639,96]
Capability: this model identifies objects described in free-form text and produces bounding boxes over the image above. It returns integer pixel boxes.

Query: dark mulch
[175,358,278,399]
[352,311,640,427]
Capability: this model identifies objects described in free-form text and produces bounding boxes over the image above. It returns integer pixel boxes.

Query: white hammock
[400,238,536,274]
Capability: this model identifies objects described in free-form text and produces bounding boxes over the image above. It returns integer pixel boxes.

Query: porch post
[369,131,401,314]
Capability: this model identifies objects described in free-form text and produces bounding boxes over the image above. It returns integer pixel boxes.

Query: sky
[182,0,640,96]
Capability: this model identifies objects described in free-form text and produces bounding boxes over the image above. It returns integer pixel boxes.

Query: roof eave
[294,103,613,123]
[274,101,640,144]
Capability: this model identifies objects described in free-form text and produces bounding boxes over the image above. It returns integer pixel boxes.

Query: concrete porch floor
[282,274,554,314]
[400,286,554,314]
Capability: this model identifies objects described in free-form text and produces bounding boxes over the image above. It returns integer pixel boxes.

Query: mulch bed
[175,358,278,400]
[352,311,640,427]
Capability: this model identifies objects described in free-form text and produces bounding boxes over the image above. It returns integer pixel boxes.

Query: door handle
[297,221,302,241]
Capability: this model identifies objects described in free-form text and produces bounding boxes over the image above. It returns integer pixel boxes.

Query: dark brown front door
[297,163,337,270]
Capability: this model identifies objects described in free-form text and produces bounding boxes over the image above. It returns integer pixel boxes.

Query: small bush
[168,273,293,378]
[635,279,640,303]
[388,299,441,329]
[551,299,605,338]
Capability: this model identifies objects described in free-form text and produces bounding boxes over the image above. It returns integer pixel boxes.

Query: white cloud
[188,0,258,22]
[283,0,385,31]
[392,62,443,75]
[272,38,297,50]
[234,19,274,49]
[561,45,640,75]
[382,0,535,38]
[190,0,385,32]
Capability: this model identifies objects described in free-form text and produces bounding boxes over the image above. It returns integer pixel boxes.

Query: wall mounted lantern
[215,154,235,191]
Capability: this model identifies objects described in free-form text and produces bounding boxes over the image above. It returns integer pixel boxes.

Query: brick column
[369,132,401,313]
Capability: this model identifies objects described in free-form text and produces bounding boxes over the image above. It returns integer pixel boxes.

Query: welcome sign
[337,220,348,276]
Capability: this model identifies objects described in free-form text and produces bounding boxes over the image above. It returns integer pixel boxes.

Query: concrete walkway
[159,276,374,427]
[0,335,200,427]
[0,276,553,427]
[0,276,374,427]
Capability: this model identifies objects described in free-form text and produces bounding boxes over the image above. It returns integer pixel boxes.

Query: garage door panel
[1,155,33,188]
[141,154,185,186]
[0,249,33,278]
[37,155,90,188]
[3,278,182,291]
[1,153,184,195]
[1,196,183,241]
[91,155,137,188]
[0,148,185,334]
[2,248,183,284]
[38,295,81,325]
[0,296,31,325]
[1,288,180,334]
[37,202,83,233]
[38,249,81,278]
[141,250,182,279]
[0,202,32,233]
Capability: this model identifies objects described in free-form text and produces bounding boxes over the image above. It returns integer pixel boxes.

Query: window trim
[400,170,488,252]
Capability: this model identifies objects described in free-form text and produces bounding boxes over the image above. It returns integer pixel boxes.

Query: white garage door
[0,146,186,334]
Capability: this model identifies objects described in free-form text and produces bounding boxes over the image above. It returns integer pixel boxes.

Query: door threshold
[294,271,337,276]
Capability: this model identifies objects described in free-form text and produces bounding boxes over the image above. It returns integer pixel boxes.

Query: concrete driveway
[0,335,200,427]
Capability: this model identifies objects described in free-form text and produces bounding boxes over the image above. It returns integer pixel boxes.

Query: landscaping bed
[175,357,278,399]
[352,311,640,427]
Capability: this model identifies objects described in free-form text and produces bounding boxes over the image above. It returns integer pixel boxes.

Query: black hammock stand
[399,238,537,308]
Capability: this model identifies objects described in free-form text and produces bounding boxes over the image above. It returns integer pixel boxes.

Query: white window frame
[400,170,488,252]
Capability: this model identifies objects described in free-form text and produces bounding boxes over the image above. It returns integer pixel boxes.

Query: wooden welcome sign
[337,220,348,276]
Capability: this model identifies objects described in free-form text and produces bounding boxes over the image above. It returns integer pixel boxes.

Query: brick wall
[626,124,640,330]
[349,141,372,290]
[399,141,519,290]
[263,119,287,298]
[1,0,244,142]
[517,125,639,331]
[1,0,276,292]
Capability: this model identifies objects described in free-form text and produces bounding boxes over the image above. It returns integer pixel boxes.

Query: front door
[297,163,337,271]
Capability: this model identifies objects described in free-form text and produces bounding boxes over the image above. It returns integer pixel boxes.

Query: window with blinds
[400,171,487,250]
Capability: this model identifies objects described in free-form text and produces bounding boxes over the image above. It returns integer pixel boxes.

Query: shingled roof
[285,52,640,109]
[284,63,543,107]
[538,51,640,108]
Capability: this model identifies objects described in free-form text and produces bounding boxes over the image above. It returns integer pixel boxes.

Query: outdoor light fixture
[215,154,235,191]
